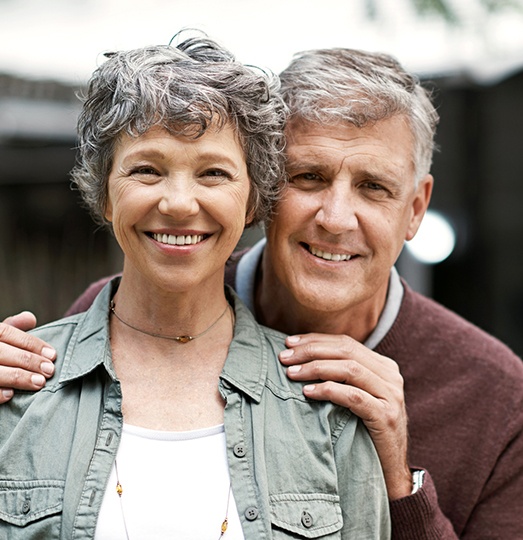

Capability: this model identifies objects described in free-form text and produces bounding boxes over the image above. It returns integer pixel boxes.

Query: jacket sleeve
[334,416,391,538]
[64,275,119,316]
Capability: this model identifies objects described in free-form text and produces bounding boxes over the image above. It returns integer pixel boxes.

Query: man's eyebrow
[285,159,324,171]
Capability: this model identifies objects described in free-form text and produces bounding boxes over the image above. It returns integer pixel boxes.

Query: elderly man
[1,48,522,539]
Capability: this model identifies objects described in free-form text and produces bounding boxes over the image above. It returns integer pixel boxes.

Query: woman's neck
[114,265,230,340]
[109,268,235,432]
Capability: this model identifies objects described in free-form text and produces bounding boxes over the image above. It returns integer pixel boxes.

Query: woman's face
[105,124,252,293]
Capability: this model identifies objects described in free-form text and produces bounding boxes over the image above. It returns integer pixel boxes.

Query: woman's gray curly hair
[71,33,287,226]
[279,48,439,182]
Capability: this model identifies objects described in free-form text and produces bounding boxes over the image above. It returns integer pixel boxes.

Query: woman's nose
[157,177,200,219]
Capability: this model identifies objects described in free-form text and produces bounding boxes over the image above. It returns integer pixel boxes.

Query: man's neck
[254,250,385,343]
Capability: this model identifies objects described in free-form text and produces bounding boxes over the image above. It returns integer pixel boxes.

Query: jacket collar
[58,278,119,384]
[58,278,268,402]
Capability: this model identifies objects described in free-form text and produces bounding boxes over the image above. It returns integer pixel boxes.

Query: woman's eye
[132,166,158,176]
[202,169,231,180]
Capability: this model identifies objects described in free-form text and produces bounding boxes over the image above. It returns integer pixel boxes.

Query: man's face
[265,116,433,323]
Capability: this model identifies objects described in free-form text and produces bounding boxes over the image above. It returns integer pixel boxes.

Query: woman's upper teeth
[152,233,203,245]
[310,246,351,261]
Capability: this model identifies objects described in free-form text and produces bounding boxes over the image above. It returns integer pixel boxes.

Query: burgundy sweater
[65,266,523,540]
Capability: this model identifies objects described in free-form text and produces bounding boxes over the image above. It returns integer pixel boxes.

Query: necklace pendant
[176,335,193,344]
[221,518,228,535]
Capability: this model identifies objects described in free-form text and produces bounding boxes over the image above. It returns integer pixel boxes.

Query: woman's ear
[245,207,256,227]
[104,198,113,223]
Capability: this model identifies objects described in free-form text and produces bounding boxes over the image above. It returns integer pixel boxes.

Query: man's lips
[301,242,355,262]
[149,233,207,246]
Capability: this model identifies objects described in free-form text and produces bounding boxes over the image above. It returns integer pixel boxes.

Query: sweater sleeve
[389,470,458,539]
[64,275,118,316]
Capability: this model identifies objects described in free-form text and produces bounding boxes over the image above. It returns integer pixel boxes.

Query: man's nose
[314,183,358,234]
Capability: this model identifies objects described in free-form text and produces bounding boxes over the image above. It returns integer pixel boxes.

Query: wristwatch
[411,470,425,495]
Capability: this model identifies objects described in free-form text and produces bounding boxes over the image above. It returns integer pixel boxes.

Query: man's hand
[280,333,412,500]
[0,312,56,404]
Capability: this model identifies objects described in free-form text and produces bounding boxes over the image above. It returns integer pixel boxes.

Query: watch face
[411,470,425,495]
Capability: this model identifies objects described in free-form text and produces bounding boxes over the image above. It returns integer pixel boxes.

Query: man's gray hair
[72,33,287,226]
[279,48,439,181]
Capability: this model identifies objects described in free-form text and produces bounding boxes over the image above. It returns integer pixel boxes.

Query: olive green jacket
[0,279,390,539]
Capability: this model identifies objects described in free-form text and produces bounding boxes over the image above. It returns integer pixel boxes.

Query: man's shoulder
[65,274,119,316]
[382,282,523,380]
[224,247,251,289]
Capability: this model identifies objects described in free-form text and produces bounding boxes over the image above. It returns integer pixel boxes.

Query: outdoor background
[1,0,522,356]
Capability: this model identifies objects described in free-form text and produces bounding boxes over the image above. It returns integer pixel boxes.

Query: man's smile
[301,242,355,262]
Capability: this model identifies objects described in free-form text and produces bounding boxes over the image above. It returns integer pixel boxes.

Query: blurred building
[0,64,522,356]
[0,74,122,322]
[426,61,523,357]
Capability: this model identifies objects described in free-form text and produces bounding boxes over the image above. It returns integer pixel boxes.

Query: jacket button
[22,501,31,514]
[301,511,313,528]
[233,443,246,457]
[244,506,259,521]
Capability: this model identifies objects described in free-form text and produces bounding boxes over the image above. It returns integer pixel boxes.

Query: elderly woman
[0,35,390,539]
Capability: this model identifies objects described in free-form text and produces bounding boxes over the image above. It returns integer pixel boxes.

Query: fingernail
[287,336,300,344]
[280,349,294,359]
[287,365,301,374]
[303,384,316,394]
[2,389,14,399]
[41,361,55,377]
[31,374,46,387]
[42,347,56,360]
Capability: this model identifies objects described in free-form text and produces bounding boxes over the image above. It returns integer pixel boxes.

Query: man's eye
[364,182,383,190]
[289,173,324,190]
[295,173,321,181]
[361,181,393,198]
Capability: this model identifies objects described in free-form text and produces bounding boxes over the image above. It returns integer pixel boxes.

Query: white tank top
[95,423,244,539]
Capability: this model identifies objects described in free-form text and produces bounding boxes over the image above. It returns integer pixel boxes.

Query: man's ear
[406,174,433,241]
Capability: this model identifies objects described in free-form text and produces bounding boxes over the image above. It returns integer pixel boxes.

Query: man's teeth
[309,246,352,261]
[152,233,203,246]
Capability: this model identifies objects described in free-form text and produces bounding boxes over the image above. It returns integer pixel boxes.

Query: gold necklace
[114,459,232,539]
[110,301,231,343]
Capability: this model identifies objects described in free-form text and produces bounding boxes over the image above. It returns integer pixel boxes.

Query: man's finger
[0,388,14,404]
[287,359,391,399]
[3,311,38,332]
[0,322,56,360]
[280,338,399,381]
[0,364,48,392]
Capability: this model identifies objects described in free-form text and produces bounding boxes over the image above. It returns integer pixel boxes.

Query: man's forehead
[284,116,416,176]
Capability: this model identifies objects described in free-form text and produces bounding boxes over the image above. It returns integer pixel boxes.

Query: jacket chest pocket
[0,480,64,539]
[270,493,343,539]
